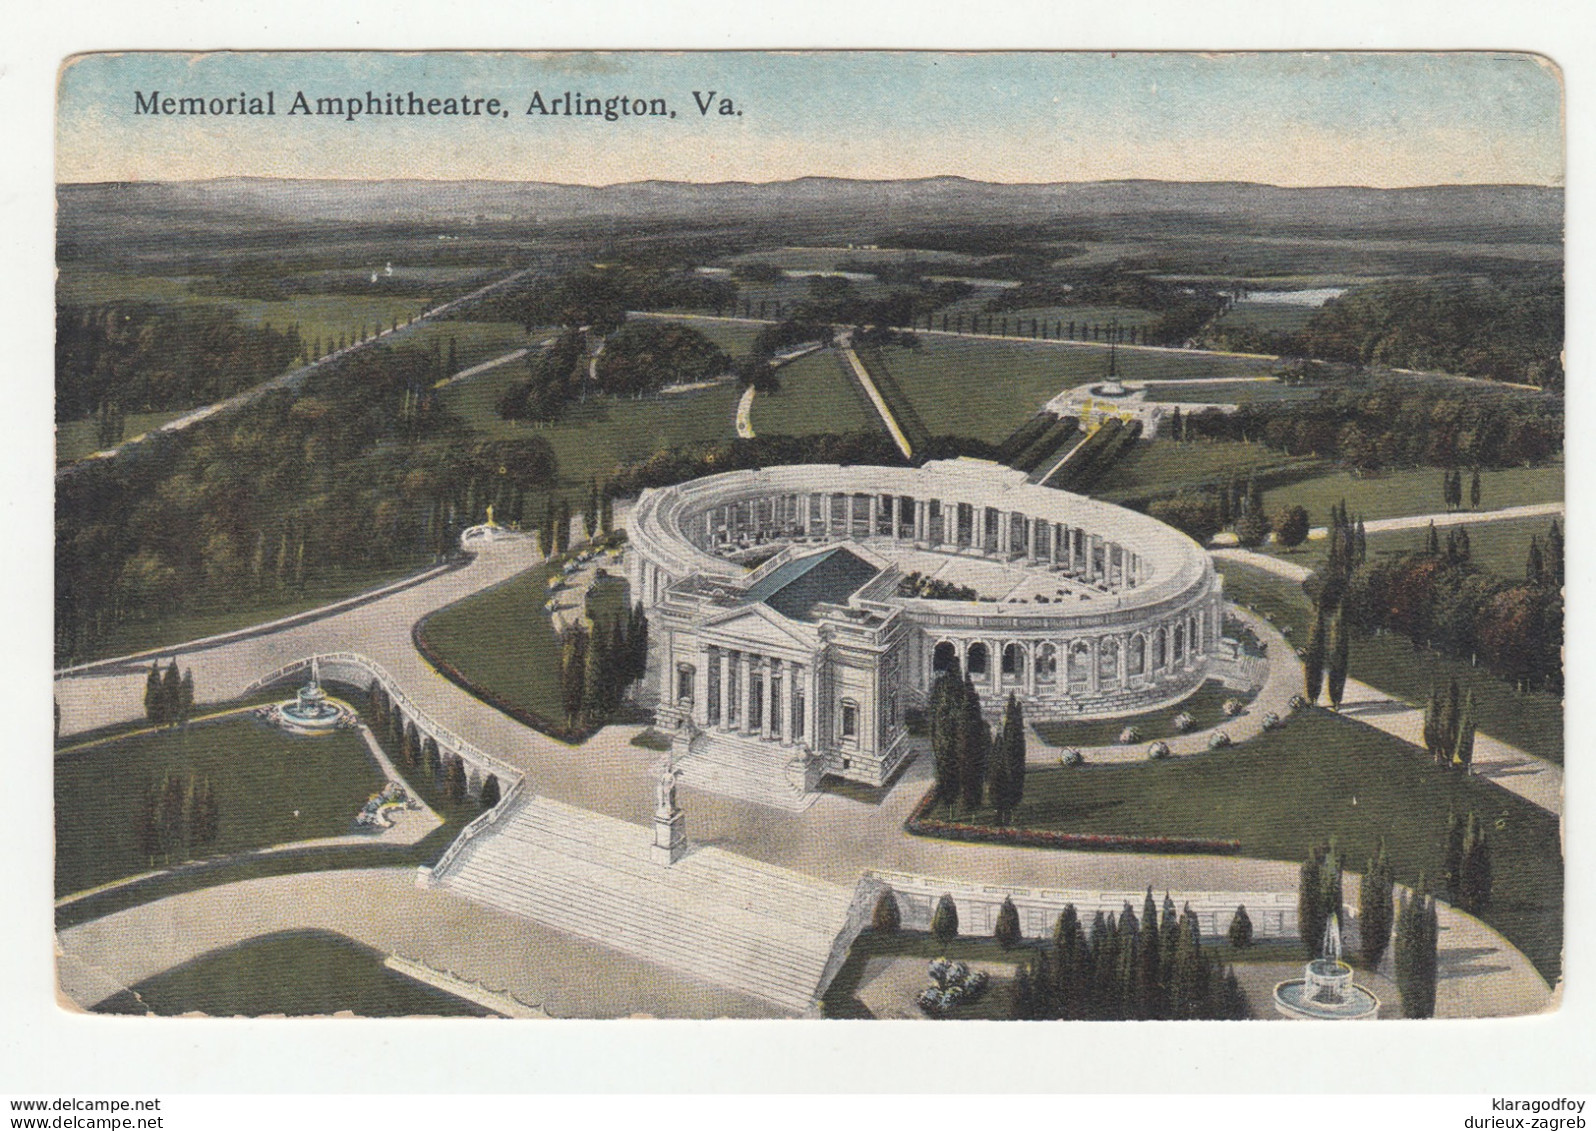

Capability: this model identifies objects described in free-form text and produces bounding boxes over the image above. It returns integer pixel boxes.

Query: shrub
[1118,725,1142,745]
[1058,748,1085,767]
[1147,740,1171,760]
[1227,905,1254,949]
[1172,712,1195,733]
[1289,694,1309,712]
[1261,711,1281,731]
[871,890,902,934]
[1222,698,1245,717]
[1208,731,1232,750]
[994,896,1022,949]
[931,894,959,943]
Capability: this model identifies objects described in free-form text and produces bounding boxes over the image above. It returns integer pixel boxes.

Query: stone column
[697,647,713,726]
[822,493,833,534]
[739,652,754,734]
[718,649,732,729]
[1087,639,1100,693]
[1117,634,1129,689]
[868,494,880,538]
[998,510,1011,558]
[1048,524,1059,569]
[915,498,928,543]
[762,657,776,740]
[790,662,804,743]
[806,663,819,750]
[803,494,814,536]
[1025,641,1037,696]
[773,659,788,744]
[1026,517,1038,562]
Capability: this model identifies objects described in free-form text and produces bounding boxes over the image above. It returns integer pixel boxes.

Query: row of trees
[366,680,502,810]
[1011,893,1249,1020]
[558,604,650,731]
[926,671,1028,823]
[1309,517,1564,694]
[1423,680,1477,771]
[1443,811,1493,914]
[134,771,220,866]
[56,338,566,664]
[57,303,302,421]
[143,661,196,727]
[1166,378,1560,472]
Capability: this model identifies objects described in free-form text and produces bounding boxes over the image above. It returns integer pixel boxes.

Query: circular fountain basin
[261,681,356,736]
[1273,968,1380,1020]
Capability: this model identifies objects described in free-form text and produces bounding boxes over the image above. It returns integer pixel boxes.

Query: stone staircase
[437,794,856,1015]
[674,730,819,812]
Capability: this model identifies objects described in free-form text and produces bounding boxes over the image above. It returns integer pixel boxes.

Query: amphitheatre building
[627,458,1223,807]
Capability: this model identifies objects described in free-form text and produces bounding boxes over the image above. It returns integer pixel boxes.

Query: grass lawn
[64,559,437,665]
[752,349,879,436]
[982,711,1562,983]
[1212,302,1320,334]
[1151,380,1319,405]
[56,407,192,463]
[400,320,537,378]
[1268,514,1562,580]
[676,318,765,358]
[92,929,492,1017]
[1261,464,1563,528]
[443,371,741,496]
[1219,560,1563,765]
[55,716,385,898]
[416,562,583,731]
[1032,680,1252,748]
[1093,440,1324,504]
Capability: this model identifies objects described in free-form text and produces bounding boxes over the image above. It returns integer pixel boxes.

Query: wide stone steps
[674,732,817,811]
[438,796,853,1014]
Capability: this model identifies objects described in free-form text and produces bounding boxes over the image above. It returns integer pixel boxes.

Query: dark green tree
[445,755,469,804]
[1273,505,1311,550]
[1227,905,1254,949]
[178,669,195,725]
[1303,607,1327,704]
[1442,811,1466,903]
[144,664,163,725]
[1394,883,1439,1018]
[931,894,959,944]
[871,890,901,934]
[559,629,587,730]
[995,896,1022,949]
[1326,612,1349,710]
[479,773,502,810]
[1359,839,1395,970]
[161,660,182,727]
[1460,812,1492,914]
[1470,469,1482,510]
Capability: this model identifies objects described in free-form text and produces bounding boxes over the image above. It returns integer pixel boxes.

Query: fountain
[261,659,356,735]
[1273,914,1380,1020]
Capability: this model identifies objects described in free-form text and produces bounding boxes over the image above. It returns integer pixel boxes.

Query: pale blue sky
[57,51,1563,186]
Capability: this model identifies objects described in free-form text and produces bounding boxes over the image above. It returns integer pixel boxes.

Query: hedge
[904,791,1241,855]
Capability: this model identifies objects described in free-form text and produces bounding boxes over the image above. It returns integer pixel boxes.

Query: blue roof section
[743,547,883,622]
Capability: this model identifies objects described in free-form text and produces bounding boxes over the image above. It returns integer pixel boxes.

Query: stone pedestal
[652,809,686,866]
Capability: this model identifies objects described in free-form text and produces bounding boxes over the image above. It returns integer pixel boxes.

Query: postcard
[52,49,1563,1023]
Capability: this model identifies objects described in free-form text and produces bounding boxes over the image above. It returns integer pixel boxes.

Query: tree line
[365,680,503,811]
[56,340,561,664]
[57,303,303,422]
[134,771,220,867]
[558,603,650,732]
[927,670,1028,824]
[142,660,196,727]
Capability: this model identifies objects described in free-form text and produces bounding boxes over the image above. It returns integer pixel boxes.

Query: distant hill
[59,176,1563,234]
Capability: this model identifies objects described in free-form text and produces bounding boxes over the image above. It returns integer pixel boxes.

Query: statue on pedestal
[651,758,686,866]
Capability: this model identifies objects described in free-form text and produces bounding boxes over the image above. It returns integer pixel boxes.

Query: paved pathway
[432,347,530,389]
[838,335,914,459]
[1212,547,1563,814]
[1311,501,1564,540]
[735,384,756,439]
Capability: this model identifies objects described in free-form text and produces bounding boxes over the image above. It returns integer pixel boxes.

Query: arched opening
[1035,643,1058,683]
[932,641,960,676]
[1188,614,1200,655]
[966,642,990,678]
[1128,635,1146,677]
[1173,623,1186,664]
[1067,640,1091,686]
[1153,627,1167,670]
[1001,643,1026,683]
[1098,636,1119,684]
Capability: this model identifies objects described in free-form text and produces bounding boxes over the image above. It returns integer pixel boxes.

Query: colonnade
[927,602,1215,699]
[689,491,1143,590]
[686,645,817,749]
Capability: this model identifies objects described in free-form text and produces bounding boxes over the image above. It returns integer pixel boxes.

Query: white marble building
[627,459,1222,801]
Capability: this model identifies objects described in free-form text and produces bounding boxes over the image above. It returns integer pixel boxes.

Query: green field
[1272,514,1561,580]
[56,407,193,463]
[55,715,385,898]
[417,562,633,733]
[1032,680,1253,748]
[1093,440,1324,503]
[1152,380,1317,405]
[1219,560,1563,765]
[720,247,989,272]
[751,350,878,436]
[982,711,1562,982]
[1261,464,1563,527]
[401,320,537,379]
[93,930,492,1017]
[1212,301,1321,334]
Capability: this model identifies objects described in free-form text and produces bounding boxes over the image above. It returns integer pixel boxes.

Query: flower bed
[905,791,1241,855]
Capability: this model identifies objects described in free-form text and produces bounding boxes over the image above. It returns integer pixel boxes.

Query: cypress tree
[1426,520,1441,556]
[1395,883,1438,1018]
[871,890,901,933]
[1326,612,1349,710]
[1303,607,1327,704]
[1359,839,1395,970]
[144,663,163,725]
[161,661,182,726]
[159,771,186,862]
[1227,905,1254,949]
[931,894,959,944]
[136,780,161,865]
[1452,691,1476,771]
[445,755,469,804]
[479,773,502,810]
[560,630,587,729]
[1526,536,1545,585]
[1547,519,1563,586]
[178,669,195,724]
[1470,469,1482,510]
[1461,813,1492,913]
[425,739,442,790]
[1442,811,1465,903]
[994,896,1022,949]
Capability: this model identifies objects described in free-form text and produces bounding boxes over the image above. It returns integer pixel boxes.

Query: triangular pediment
[697,603,816,653]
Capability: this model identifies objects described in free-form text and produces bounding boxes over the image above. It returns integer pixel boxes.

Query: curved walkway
[1213,547,1563,814]
[1024,604,1300,765]
[735,384,757,439]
